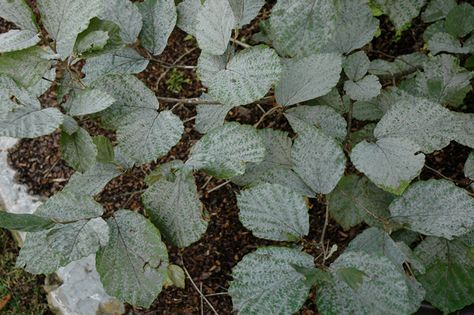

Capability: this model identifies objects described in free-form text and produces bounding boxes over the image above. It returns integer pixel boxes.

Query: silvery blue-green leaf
[16,230,61,274]
[35,190,104,222]
[422,0,456,22]
[0,75,40,111]
[368,52,427,79]
[96,210,169,308]
[199,46,281,106]
[0,107,63,138]
[285,105,347,141]
[428,32,470,55]
[372,0,425,31]
[142,169,208,248]
[344,75,382,101]
[37,0,103,59]
[465,151,474,180]
[269,0,336,57]
[0,212,55,232]
[445,3,474,38]
[144,160,187,186]
[63,162,122,196]
[0,46,53,87]
[186,122,265,179]
[423,20,446,42]
[311,87,349,114]
[47,218,109,265]
[60,127,98,173]
[229,246,314,315]
[452,112,474,150]
[117,110,183,165]
[465,35,474,53]
[0,0,38,31]
[176,0,201,35]
[389,179,474,239]
[343,51,370,82]
[195,0,235,55]
[347,227,425,274]
[99,0,143,44]
[137,0,177,56]
[352,100,384,121]
[61,115,79,135]
[317,251,413,315]
[292,123,346,194]
[374,95,458,153]
[413,54,472,107]
[328,175,393,230]
[92,74,160,129]
[197,46,233,87]
[231,129,314,197]
[275,53,342,106]
[228,0,265,27]
[74,30,108,55]
[0,30,40,53]
[28,66,56,98]
[415,236,474,314]
[63,88,115,116]
[195,94,233,134]
[83,48,149,84]
[324,0,378,54]
[237,183,310,241]
[350,137,425,195]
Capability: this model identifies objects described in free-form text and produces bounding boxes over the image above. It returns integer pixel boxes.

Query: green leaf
[374,94,458,153]
[186,122,266,179]
[372,0,425,31]
[0,0,38,31]
[445,3,474,38]
[228,0,265,27]
[142,167,208,248]
[37,0,103,59]
[61,115,79,135]
[99,0,142,44]
[292,123,346,194]
[83,48,149,84]
[325,0,379,54]
[465,151,474,181]
[74,18,124,58]
[275,53,342,106]
[229,246,314,315]
[328,175,393,230]
[421,0,456,23]
[138,0,177,56]
[351,123,376,145]
[344,75,382,101]
[285,105,347,141]
[165,265,185,289]
[0,30,40,53]
[63,88,115,116]
[311,87,349,114]
[269,0,336,57]
[34,190,104,222]
[96,210,169,308]
[47,217,109,265]
[236,183,309,241]
[292,265,332,287]
[0,46,53,87]
[415,236,474,314]
[352,100,384,121]
[368,52,427,79]
[317,251,414,315]
[194,94,233,134]
[60,127,98,173]
[0,106,64,138]
[93,136,115,164]
[350,137,425,195]
[16,230,61,274]
[195,0,235,55]
[428,32,470,55]
[0,212,55,232]
[176,0,201,35]
[343,51,370,82]
[74,30,109,55]
[389,179,474,239]
[198,45,281,106]
[63,162,122,196]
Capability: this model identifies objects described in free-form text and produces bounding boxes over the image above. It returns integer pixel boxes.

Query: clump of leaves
[0,0,473,314]
[165,68,190,94]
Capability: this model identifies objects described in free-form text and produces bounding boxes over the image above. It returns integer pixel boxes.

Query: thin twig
[254,106,281,128]
[205,292,228,297]
[148,57,196,70]
[201,176,213,190]
[320,202,330,264]
[157,47,197,86]
[230,38,251,49]
[184,115,196,123]
[200,283,204,315]
[181,262,219,315]
[157,97,220,105]
[207,181,231,194]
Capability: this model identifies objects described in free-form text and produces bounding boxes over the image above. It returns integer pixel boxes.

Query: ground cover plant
[0,0,474,314]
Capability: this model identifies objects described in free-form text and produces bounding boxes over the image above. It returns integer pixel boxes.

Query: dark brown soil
[2,1,474,315]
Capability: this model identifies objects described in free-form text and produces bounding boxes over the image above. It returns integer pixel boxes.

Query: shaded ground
[2,1,474,315]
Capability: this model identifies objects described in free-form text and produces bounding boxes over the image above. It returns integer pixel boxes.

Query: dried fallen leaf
[0,294,11,310]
